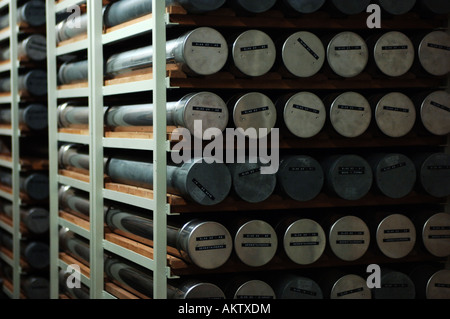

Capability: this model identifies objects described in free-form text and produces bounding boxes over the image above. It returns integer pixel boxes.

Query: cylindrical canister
[229,92,277,139]
[232,219,278,267]
[322,154,373,201]
[413,153,450,198]
[409,265,450,299]
[277,92,326,138]
[228,0,277,14]
[227,157,277,203]
[58,186,91,220]
[56,102,90,127]
[417,31,450,76]
[376,0,416,15]
[276,155,324,202]
[419,0,450,15]
[21,276,50,299]
[0,34,47,62]
[55,12,88,43]
[0,104,48,131]
[319,271,372,299]
[328,215,370,261]
[370,92,416,138]
[416,91,450,136]
[326,92,372,138]
[282,0,326,14]
[270,274,323,299]
[0,170,49,201]
[59,270,90,299]
[368,153,417,199]
[374,213,417,259]
[276,216,326,265]
[325,32,369,78]
[327,0,371,15]
[0,70,47,96]
[223,277,276,299]
[59,228,91,266]
[419,212,450,258]
[58,144,90,172]
[106,27,228,77]
[0,201,49,235]
[58,60,89,85]
[0,1,46,29]
[372,269,416,299]
[280,31,325,78]
[229,30,276,77]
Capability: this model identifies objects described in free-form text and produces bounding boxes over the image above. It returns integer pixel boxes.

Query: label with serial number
[427,43,450,51]
[381,162,407,172]
[335,46,362,51]
[337,105,365,111]
[192,42,222,48]
[241,106,269,115]
[297,38,320,60]
[430,101,450,113]
[338,167,366,175]
[240,44,269,52]
[293,104,320,114]
[383,105,410,113]
[382,45,408,50]
[192,106,223,113]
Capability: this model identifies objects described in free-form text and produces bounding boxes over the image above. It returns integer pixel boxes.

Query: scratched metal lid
[283,0,326,13]
[374,92,416,138]
[234,220,278,267]
[232,92,277,139]
[231,30,276,77]
[326,32,369,78]
[329,216,370,261]
[373,153,416,199]
[276,275,323,299]
[420,91,450,136]
[330,274,372,299]
[373,271,416,299]
[376,214,417,259]
[330,0,371,15]
[282,31,325,78]
[282,91,326,138]
[282,218,326,265]
[418,31,450,76]
[422,212,450,257]
[329,92,372,138]
[231,280,276,299]
[418,153,450,198]
[378,0,416,15]
[373,31,415,77]
[234,0,277,13]
[426,270,450,299]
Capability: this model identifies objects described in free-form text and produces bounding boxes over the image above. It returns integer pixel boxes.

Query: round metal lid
[421,0,450,14]
[376,214,416,259]
[23,70,47,96]
[184,159,232,205]
[26,207,49,235]
[232,30,276,77]
[422,212,450,257]
[373,31,415,77]
[234,0,277,13]
[23,103,48,130]
[232,92,277,139]
[23,277,49,299]
[282,218,326,265]
[373,153,416,199]
[182,221,233,270]
[329,216,370,261]
[182,27,228,76]
[24,173,49,201]
[21,0,46,26]
[228,160,277,203]
[378,0,416,15]
[418,31,450,76]
[426,270,450,299]
[277,276,323,299]
[23,34,47,61]
[420,91,450,136]
[330,274,372,299]
[23,241,50,269]
[284,0,326,13]
[183,282,226,299]
[282,31,325,78]
[327,32,369,78]
[181,92,229,138]
[329,92,372,138]
[331,0,371,15]
[374,92,416,138]
[283,91,326,138]
[234,220,278,267]
[277,155,324,201]
[327,155,373,200]
[419,153,450,198]
[232,280,276,299]
[373,271,416,299]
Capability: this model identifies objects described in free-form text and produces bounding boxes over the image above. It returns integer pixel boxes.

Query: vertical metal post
[88,0,105,299]
[46,0,59,299]
[151,0,168,299]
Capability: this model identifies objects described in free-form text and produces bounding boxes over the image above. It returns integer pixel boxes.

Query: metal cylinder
[58,186,91,219]
[0,104,47,131]
[0,170,49,201]
[372,269,415,299]
[327,92,372,138]
[328,0,371,15]
[106,27,228,76]
[58,60,88,85]
[232,219,277,267]
[282,0,326,14]
[376,0,416,15]
[281,31,325,78]
[0,70,47,96]
[105,206,233,269]
[57,102,90,127]
[271,274,323,299]
[223,277,276,299]
[413,152,450,198]
[325,32,369,78]
[409,265,450,299]
[328,215,370,261]
[420,212,450,258]
[0,201,49,235]
[59,270,90,299]
[419,0,450,14]
[0,1,46,29]
[368,153,416,199]
[229,92,277,139]
[375,213,417,259]
[59,228,91,266]
[275,217,326,265]
[21,276,50,299]
[322,154,373,201]
[227,157,277,203]
[0,34,47,62]
[229,0,276,13]
[276,155,324,202]
[320,271,372,299]
[104,257,225,299]
[55,12,88,43]
[417,91,450,136]
[58,144,90,172]
[229,30,276,77]
[371,92,416,138]
[371,31,415,77]
[417,31,450,76]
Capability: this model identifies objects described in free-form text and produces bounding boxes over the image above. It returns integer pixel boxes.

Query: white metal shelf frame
[47,0,169,299]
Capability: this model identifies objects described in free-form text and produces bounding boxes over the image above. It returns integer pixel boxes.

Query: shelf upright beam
[151,0,168,299]
[88,0,105,299]
[46,0,60,299]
